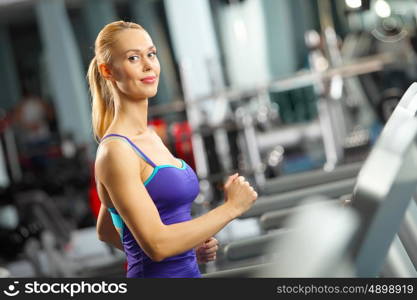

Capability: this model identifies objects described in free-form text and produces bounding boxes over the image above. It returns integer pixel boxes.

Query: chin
[131,89,158,100]
[148,89,158,98]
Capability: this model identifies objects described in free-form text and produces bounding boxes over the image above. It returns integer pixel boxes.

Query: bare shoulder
[95,138,143,184]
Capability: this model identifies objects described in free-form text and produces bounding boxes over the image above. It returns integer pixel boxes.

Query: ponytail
[87,56,115,143]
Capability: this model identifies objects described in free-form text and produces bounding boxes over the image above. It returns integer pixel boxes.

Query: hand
[195,237,219,264]
[223,173,239,201]
[223,173,258,217]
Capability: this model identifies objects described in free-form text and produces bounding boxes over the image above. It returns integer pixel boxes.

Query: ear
[99,63,114,81]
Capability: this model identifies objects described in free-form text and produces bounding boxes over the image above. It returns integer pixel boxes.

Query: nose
[143,63,151,72]
[142,57,152,72]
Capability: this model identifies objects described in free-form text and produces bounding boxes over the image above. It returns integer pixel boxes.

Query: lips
[140,76,157,84]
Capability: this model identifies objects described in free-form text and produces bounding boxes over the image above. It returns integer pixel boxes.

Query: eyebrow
[124,46,156,54]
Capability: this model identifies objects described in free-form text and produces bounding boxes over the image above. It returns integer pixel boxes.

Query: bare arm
[96,140,241,262]
[96,202,124,252]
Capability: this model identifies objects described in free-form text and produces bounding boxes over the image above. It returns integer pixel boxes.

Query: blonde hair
[87,21,144,143]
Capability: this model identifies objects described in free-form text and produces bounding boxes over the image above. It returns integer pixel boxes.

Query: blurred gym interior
[1,0,417,278]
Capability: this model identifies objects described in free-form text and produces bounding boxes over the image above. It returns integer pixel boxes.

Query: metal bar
[256,121,322,153]
[148,53,396,117]
[240,178,356,219]
[262,161,362,195]
[259,200,336,231]
[202,262,276,278]
[352,119,417,277]
[3,127,22,183]
[398,199,417,270]
[223,230,289,261]
[380,235,417,277]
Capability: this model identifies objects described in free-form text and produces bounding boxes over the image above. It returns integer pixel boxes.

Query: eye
[148,51,157,58]
[128,55,140,61]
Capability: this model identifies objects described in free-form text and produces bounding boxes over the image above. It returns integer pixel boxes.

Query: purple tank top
[100,133,202,278]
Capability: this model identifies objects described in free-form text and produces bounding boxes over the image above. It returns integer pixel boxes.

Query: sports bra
[98,133,201,278]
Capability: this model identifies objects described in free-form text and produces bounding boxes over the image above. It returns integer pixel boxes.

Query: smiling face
[103,28,160,100]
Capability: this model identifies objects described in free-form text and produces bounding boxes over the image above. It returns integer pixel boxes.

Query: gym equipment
[0,110,22,186]
[369,83,417,276]
[380,235,417,277]
[205,198,358,278]
[155,19,405,213]
[234,107,266,189]
[162,52,396,189]
[199,115,225,205]
[350,117,417,276]
[240,177,356,219]
[242,82,417,224]
[258,199,358,277]
[258,199,339,232]
[307,28,346,170]
[242,84,417,262]
[177,53,396,110]
[15,190,73,252]
[261,160,362,195]
[203,83,417,277]
[4,190,126,277]
[398,200,417,271]
[223,188,351,262]
[351,82,417,276]
[170,120,196,170]
[222,230,290,262]
[0,202,42,262]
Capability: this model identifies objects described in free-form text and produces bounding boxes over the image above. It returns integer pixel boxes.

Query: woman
[89,21,258,278]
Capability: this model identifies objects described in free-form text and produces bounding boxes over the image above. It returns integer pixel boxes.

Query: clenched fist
[223,173,258,217]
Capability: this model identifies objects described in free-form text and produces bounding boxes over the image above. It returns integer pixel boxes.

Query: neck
[110,92,149,137]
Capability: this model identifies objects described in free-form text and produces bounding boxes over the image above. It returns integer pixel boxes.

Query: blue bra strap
[100,133,157,168]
